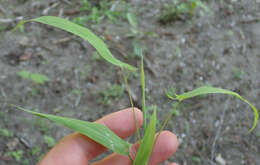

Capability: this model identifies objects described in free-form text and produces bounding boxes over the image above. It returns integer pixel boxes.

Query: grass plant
[73,0,127,25]
[17,70,49,85]
[159,0,212,24]
[11,16,259,164]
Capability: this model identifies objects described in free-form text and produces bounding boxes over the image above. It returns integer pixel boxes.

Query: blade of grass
[12,105,131,156]
[133,106,156,165]
[195,0,212,13]
[127,12,137,28]
[167,86,259,132]
[141,55,147,133]
[12,16,137,72]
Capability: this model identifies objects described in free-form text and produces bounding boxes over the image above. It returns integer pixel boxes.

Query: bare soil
[0,0,259,164]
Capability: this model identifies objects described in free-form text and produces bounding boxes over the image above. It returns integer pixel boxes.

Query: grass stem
[154,102,180,145]
[141,56,147,133]
[122,68,141,143]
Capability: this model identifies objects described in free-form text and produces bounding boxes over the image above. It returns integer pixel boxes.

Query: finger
[148,131,178,165]
[38,108,143,165]
[93,131,178,165]
[167,163,179,165]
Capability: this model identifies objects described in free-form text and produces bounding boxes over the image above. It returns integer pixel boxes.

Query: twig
[208,160,218,165]
[58,8,64,17]
[1,88,6,98]
[110,1,119,11]
[61,0,72,5]
[210,98,230,164]
[239,18,259,24]
[143,58,158,77]
[107,38,128,59]
[53,37,73,44]
[0,16,23,24]
[183,102,203,112]
[74,69,81,107]
[42,2,60,15]
[0,5,7,14]
[75,95,81,107]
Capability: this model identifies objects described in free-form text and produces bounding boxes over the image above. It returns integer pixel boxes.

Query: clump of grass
[43,135,56,148]
[11,16,259,165]
[6,150,23,162]
[158,0,211,24]
[17,70,49,85]
[98,84,124,105]
[73,0,128,25]
[0,127,13,137]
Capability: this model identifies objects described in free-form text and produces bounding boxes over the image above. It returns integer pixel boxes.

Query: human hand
[37,108,179,165]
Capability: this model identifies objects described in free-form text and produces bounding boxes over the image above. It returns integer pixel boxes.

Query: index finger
[37,108,143,165]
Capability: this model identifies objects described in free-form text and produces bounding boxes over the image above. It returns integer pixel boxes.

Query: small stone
[6,138,19,150]
[216,154,226,165]
[19,37,30,47]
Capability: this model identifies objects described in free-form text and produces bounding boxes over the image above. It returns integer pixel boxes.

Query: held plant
[12,16,259,164]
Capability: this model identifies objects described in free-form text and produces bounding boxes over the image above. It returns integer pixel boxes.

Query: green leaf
[30,73,50,84]
[127,13,137,28]
[193,0,212,13]
[43,135,56,147]
[17,70,30,79]
[133,107,157,165]
[17,70,49,84]
[13,106,131,156]
[192,156,201,163]
[12,16,137,72]
[168,86,259,132]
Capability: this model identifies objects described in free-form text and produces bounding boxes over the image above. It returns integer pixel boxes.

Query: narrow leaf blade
[133,107,157,165]
[196,0,212,13]
[141,56,147,133]
[12,16,137,72]
[169,86,259,132]
[14,106,131,155]
[127,13,137,28]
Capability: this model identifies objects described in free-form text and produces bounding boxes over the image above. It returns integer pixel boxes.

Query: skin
[38,108,179,165]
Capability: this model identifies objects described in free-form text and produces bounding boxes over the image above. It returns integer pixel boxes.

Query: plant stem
[122,69,141,143]
[154,102,180,144]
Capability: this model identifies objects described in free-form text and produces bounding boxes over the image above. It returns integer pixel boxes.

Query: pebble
[216,154,226,165]
[7,138,19,150]
[19,37,30,47]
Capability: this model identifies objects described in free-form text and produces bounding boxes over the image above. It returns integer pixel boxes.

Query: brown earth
[0,0,259,164]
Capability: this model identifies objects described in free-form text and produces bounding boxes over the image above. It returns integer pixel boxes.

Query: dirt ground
[0,0,259,164]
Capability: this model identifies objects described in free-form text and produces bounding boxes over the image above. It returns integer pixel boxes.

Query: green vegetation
[233,68,245,80]
[192,156,201,163]
[33,118,51,134]
[0,127,13,137]
[0,23,7,32]
[17,70,50,85]
[12,16,259,164]
[43,135,56,148]
[73,0,128,25]
[6,150,23,162]
[30,146,41,156]
[91,51,103,61]
[159,0,211,24]
[99,84,124,105]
